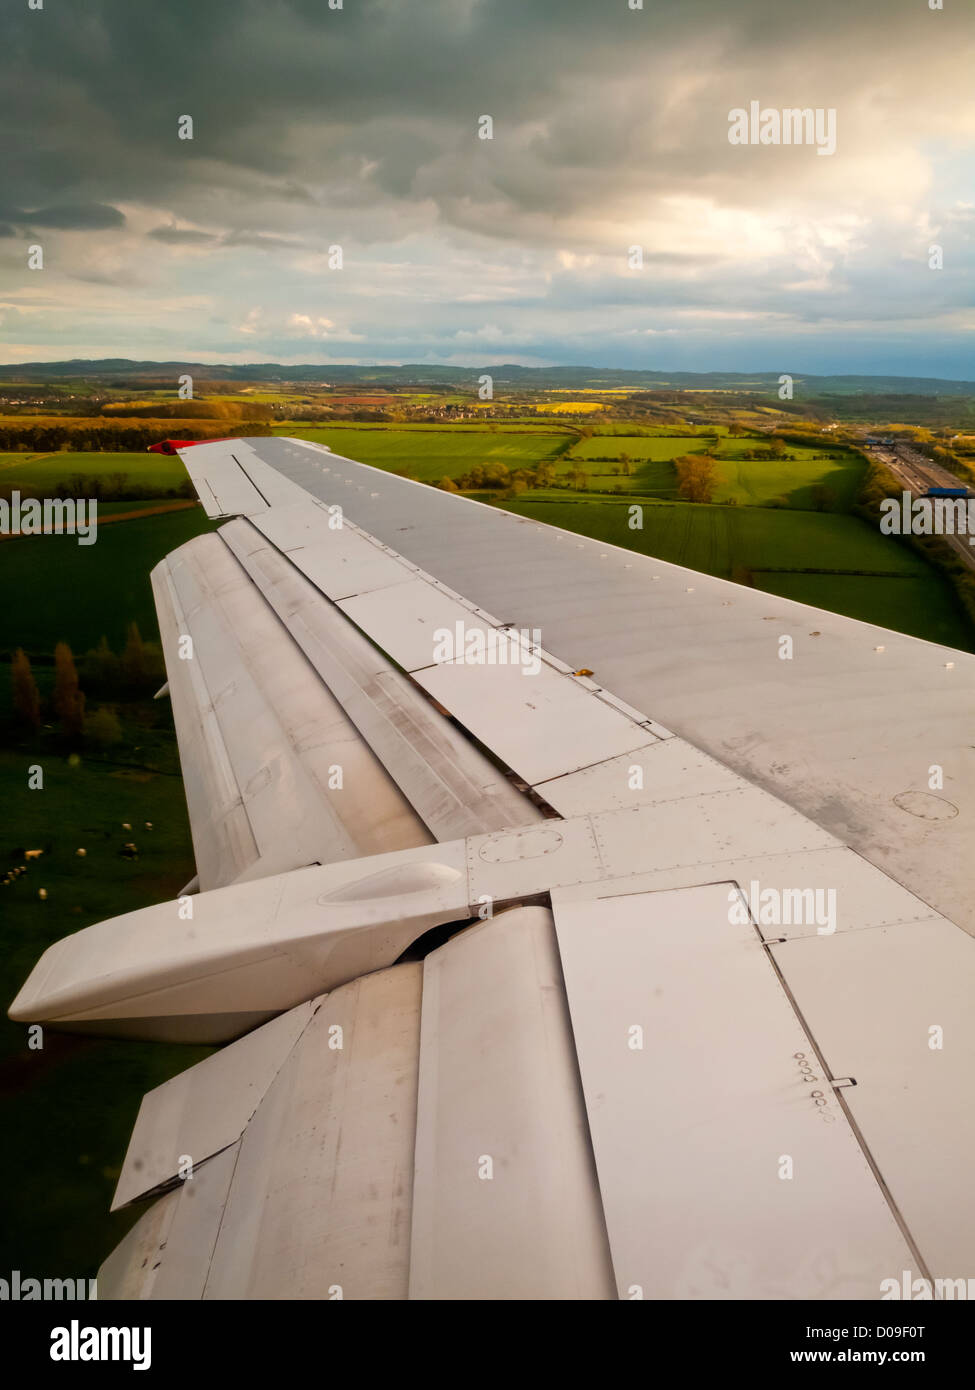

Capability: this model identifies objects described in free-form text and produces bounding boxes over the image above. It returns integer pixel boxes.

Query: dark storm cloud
[22,203,127,230]
[1,0,973,371]
[1,0,955,223]
[0,203,126,230]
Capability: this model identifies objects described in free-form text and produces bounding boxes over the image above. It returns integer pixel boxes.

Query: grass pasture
[0,747,210,1277]
[0,506,217,655]
[569,433,712,462]
[710,438,863,510]
[750,571,960,640]
[275,425,569,480]
[0,451,189,492]
[0,486,221,1274]
[551,435,865,508]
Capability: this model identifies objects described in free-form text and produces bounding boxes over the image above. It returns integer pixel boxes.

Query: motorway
[862,439,975,572]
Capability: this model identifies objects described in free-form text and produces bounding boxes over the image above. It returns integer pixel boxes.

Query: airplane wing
[10,435,975,1299]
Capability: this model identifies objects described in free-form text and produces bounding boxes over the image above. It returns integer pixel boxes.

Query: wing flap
[152,533,433,888]
[111,1000,317,1209]
[770,920,975,1278]
[409,907,616,1299]
[552,882,920,1298]
[201,963,422,1299]
[218,517,542,839]
[98,1146,240,1301]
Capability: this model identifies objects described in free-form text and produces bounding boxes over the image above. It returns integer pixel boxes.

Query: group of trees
[674,455,719,503]
[438,459,560,494]
[740,439,789,461]
[12,644,87,741]
[9,624,165,748]
[775,429,847,451]
[11,649,40,733]
[81,626,165,697]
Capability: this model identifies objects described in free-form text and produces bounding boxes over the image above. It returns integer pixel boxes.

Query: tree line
[0,473,198,503]
[0,420,273,452]
[99,400,274,420]
[9,625,166,748]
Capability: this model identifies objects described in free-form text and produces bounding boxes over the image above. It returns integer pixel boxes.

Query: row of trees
[741,440,788,460]
[0,473,197,504]
[433,454,720,500]
[437,460,561,493]
[100,400,274,420]
[566,453,637,469]
[0,420,272,452]
[9,625,165,747]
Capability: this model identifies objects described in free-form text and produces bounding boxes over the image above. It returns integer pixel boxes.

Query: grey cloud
[149,225,217,244]
[0,0,973,373]
[21,203,126,230]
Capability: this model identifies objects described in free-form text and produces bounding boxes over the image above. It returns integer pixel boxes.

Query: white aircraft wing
[10,435,975,1299]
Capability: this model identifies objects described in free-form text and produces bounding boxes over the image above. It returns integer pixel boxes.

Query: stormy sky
[1,0,973,375]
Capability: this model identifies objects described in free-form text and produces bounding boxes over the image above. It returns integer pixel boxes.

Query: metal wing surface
[11,436,975,1300]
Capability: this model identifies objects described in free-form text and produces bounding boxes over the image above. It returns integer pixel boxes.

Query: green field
[0,506,217,655]
[275,425,569,480]
[564,434,864,508]
[0,451,188,491]
[710,438,863,510]
[493,496,975,650]
[750,571,958,637]
[0,496,219,1274]
[569,433,715,461]
[0,745,210,1277]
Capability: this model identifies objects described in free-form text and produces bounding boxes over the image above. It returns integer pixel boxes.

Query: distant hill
[1,359,974,396]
